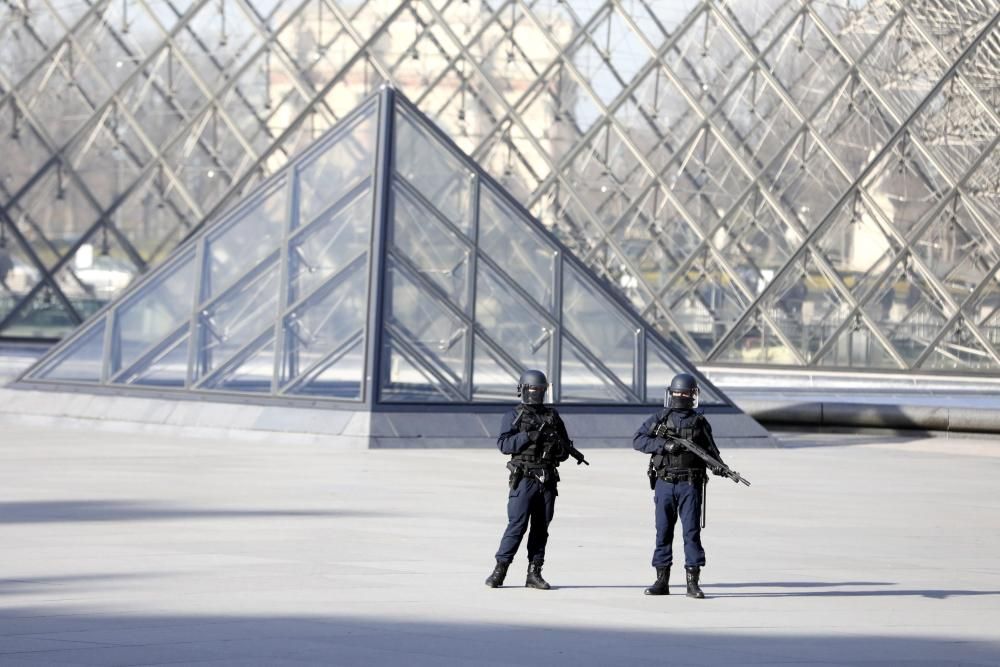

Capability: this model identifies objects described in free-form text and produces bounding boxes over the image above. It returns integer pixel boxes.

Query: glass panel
[562,264,638,390]
[281,264,368,390]
[560,337,631,403]
[113,251,196,375]
[298,106,378,226]
[472,335,520,401]
[204,337,276,394]
[194,261,280,382]
[381,333,460,402]
[478,184,556,312]
[125,333,190,388]
[35,318,106,382]
[394,109,474,237]
[391,184,472,314]
[288,184,372,303]
[286,337,365,399]
[205,181,286,298]
[475,263,551,373]
[380,262,468,400]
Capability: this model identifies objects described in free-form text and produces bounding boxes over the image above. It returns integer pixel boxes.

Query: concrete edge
[0,387,777,447]
[738,398,1000,434]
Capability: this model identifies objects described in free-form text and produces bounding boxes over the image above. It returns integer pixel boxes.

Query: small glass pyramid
[19,89,733,408]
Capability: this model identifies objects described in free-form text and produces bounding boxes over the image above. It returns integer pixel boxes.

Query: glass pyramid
[19,89,730,408]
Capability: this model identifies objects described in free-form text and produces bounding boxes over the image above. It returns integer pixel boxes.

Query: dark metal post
[363,86,396,408]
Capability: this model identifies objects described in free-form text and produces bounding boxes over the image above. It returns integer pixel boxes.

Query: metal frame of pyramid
[14,87,739,414]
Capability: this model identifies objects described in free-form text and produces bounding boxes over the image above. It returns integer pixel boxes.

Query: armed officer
[633,372,728,599]
[484,369,588,590]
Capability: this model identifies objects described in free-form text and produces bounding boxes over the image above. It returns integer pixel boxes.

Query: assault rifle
[655,427,750,487]
[514,407,589,466]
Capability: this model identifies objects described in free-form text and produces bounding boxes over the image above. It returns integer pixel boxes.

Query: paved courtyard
[1,422,999,666]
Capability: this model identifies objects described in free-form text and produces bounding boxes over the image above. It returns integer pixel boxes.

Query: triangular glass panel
[390,182,473,315]
[204,178,287,299]
[280,261,368,391]
[285,337,365,400]
[562,263,638,391]
[472,335,523,402]
[111,249,197,376]
[560,336,633,403]
[394,107,475,238]
[204,336,276,394]
[119,332,191,388]
[475,261,553,373]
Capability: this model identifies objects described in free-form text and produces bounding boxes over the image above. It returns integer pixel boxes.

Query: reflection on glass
[194,261,280,382]
[281,264,367,394]
[560,337,630,402]
[37,318,106,382]
[381,263,468,400]
[478,184,556,311]
[476,262,550,371]
[391,184,471,314]
[288,185,371,303]
[562,264,637,389]
[298,107,377,227]
[394,110,474,237]
[472,335,521,401]
[206,182,286,298]
[205,338,275,393]
[287,338,365,399]
[125,333,190,388]
[114,251,195,374]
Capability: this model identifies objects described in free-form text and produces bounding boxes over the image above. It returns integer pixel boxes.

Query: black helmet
[517,369,548,405]
[665,372,699,408]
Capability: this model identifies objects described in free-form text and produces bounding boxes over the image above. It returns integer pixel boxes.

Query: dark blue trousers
[652,478,705,568]
[495,478,556,564]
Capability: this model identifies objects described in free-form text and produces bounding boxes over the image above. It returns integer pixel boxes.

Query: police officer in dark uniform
[633,373,727,598]
[484,369,587,590]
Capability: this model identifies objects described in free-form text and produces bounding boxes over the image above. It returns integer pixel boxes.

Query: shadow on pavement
[0,500,384,523]
[0,609,998,665]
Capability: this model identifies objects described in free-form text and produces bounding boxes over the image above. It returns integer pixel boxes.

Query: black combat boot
[485,560,509,588]
[525,561,551,590]
[644,566,670,595]
[685,566,705,599]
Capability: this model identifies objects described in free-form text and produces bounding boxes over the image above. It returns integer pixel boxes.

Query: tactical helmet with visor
[664,372,699,409]
[517,369,549,405]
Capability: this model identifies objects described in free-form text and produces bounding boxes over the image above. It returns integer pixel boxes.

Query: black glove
[651,422,670,439]
[527,430,542,442]
[710,465,727,477]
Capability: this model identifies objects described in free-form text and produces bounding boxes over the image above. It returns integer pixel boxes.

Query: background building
[1,0,997,379]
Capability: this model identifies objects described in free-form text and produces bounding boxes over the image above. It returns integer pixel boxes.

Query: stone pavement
[1,423,999,666]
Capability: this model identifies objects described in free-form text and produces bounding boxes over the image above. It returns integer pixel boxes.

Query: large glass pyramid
[17,88,731,408]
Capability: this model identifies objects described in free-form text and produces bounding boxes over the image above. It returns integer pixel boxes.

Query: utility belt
[658,468,704,484]
[647,465,704,489]
[507,461,559,488]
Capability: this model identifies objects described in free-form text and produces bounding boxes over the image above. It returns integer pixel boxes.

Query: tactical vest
[511,405,565,466]
[650,408,707,472]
